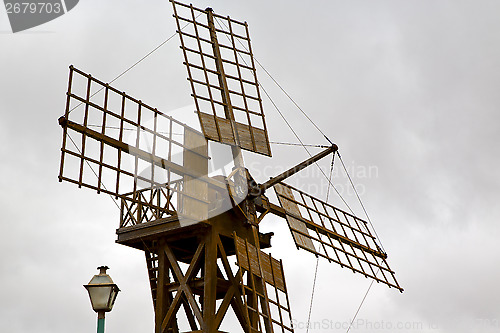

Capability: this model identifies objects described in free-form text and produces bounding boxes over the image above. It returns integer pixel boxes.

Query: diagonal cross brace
[160,241,205,332]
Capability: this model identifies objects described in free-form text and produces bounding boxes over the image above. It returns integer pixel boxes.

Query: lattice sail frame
[171,0,272,156]
[274,182,403,292]
[58,66,213,223]
[234,234,294,333]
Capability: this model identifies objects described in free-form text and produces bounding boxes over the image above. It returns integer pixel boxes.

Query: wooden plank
[260,254,285,292]
[218,117,237,145]
[198,112,230,144]
[198,112,271,156]
[234,236,249,271]
[236,122,253,152]
[252,127,271,156]
[233,235,260,278]
[246,241,261,278]
[274,183,316,253]
[181,128,209,222]
[259,254,273,285]
[270,256,285,292]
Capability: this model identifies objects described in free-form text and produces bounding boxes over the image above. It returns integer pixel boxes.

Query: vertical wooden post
[155,240,167,332]
[155,240,179,333]
[202,228,218,332]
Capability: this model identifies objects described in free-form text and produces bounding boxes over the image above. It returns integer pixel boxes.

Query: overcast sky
[1,1,500,332]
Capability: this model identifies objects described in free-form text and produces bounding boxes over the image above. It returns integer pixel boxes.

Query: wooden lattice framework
[274,182,402,290]
[172,0,271,157]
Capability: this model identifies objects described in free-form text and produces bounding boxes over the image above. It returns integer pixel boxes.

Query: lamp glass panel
[108,287,118,310]
[88,286,112,311]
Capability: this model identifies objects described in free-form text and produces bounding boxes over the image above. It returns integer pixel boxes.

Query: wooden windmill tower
[58,1,403,332]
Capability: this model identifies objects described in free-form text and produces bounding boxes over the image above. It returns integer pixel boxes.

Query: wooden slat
[234,235,249,271]
[251,127,271,158]
[260,254,286,292]
[270,257,285,292]
[234,236,260,277]
[198,112,235,145]
[259,253,273,284]
[198,112,271,156]
[246,241,261,278]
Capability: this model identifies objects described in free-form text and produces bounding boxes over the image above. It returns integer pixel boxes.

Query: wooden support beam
[156,240,179,333]
[259,144,338,193]
[202,230,218,332]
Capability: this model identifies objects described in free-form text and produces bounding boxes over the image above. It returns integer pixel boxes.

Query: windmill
[58,1,403,332]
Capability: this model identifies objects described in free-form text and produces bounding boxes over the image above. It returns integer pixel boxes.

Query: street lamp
[84,266,120,333]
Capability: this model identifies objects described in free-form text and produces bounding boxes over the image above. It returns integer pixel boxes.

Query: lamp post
[84,266,120,333]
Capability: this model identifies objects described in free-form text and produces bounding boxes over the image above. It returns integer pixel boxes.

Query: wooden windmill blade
[171,0,272,157]
[58,65,218,224]
[233,234,295,333]
[274,182,403,292]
